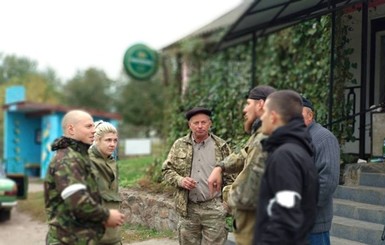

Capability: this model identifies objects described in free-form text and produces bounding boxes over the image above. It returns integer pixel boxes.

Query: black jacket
[253,117,319,245]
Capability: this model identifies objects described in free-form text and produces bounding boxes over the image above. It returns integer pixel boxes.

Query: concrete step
[334,198,385,224]
[330,236,369,245]
[334,185,385,206]
[331,215,385,245]
[226,232,236,245]
[360,172,385,188]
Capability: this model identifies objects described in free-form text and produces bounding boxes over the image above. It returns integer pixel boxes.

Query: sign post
[123,44,158,80]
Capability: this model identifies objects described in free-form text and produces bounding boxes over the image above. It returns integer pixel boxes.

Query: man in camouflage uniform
[44,110,125,245]
[162,107,234,245]
[208,85,276,245]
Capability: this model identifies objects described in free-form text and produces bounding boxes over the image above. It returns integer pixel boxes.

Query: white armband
[61,183,87,200]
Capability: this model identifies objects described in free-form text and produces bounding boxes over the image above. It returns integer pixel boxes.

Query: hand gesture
[208,167,222,196]
[181,177,197,190]
[105,209,125,228]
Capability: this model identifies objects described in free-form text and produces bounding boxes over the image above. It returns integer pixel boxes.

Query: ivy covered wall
[146,13,357,183]
[161,14,354,149]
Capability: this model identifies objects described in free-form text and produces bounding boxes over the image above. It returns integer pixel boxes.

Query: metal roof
[217,0,365,50]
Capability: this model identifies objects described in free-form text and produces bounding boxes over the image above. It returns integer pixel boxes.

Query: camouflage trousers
[96,226,121,245]
[46,226,100,245]
[178,197,228,245]
[232,209,256,245]
[98,242,122,245]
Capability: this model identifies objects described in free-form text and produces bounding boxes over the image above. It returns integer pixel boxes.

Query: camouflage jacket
[221,130,268,211]
[89,145,122,244]
[162,132,233,217]
[44,137,109,245]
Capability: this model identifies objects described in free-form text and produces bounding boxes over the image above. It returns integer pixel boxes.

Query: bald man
[44,110,124,245]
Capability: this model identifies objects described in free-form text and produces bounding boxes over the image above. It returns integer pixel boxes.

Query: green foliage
[115,78,165,137]
[61,68,114,111]
[0,54,38,84]
[158,14,356,157]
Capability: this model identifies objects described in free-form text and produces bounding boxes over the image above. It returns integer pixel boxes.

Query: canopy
[218,0,364,50]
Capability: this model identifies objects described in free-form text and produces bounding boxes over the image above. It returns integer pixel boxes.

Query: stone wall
[120,188,179,231]
[342,162,385,185]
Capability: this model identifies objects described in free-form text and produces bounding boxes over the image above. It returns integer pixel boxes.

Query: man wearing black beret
[162,106,234,245]
[208,85,276,245]
[185,107,212,120]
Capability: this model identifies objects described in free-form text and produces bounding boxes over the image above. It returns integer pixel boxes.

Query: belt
[189,197,220,204]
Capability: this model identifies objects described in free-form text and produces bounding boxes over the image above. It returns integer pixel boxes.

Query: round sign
[123,44,158,80]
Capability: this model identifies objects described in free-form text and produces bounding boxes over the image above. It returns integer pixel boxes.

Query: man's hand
[181,177,197,190]
[208,167,222,196]
[105,209,125,228]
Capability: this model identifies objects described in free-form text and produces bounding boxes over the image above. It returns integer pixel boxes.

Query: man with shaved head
[253,90,319,244]
[44,110,125,245]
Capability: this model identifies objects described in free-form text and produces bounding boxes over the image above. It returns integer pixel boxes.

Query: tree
[115,79,165,137]
[61,68,114,111]
[0,54,38,84]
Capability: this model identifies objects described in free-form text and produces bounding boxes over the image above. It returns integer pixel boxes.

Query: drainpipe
[328,10,336,130]
[359,0,368,159]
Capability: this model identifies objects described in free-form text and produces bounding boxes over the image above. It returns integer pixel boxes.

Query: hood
[51,136,91,155]
[262,117,314,156]
[89,145,114,160]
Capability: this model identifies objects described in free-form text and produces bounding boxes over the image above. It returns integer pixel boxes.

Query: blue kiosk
[3,86,121,179]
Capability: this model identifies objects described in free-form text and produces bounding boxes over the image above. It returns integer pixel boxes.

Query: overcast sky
[0,0,243,81]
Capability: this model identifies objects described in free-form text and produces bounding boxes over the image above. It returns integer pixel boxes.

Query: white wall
[341,4,385,156]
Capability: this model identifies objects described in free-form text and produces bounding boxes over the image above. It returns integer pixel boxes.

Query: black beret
[301,96,314,111]
[248,85,276,100]
[185,107,212,120]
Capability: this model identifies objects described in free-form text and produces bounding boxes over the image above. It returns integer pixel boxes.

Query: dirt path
[0,208,48,245]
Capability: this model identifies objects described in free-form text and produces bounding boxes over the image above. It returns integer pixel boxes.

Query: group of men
[43,86,340,245]
[162,86,340,245]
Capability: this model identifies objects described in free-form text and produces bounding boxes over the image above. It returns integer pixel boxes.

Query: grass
[122,224,176,242]
[18,155,177,242]
[18,191,46,223]
[118,156,155,188]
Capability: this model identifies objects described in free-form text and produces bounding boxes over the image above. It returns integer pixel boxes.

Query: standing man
[208,85,276,245]
[253,90,319,245]
[44,110,124,245]
[302,97,340,245]
[162,107,234,245]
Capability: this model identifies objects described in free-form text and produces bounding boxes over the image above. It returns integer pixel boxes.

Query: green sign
[123,44,158,80]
